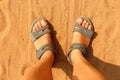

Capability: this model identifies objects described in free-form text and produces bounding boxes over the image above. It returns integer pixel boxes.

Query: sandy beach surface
[0,0,120,80]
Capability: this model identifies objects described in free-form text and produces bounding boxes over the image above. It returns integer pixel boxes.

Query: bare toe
[37,22,42,28]
[77,18,83,25]
[41,19,47,26]
[33,26,36,32]
[82,20,87,27]
[34,25,38,30]
[88,25,92,30]
[85,22,89,28]
[36,25,40,30]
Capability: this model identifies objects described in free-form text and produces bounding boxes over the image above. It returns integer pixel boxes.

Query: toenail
[41,20,47,25]
[38,22,40,26]
[88,25,92,30]
[35,24,37,27]
[78,18,82,22]
[83,20,86,23]
[86,22,89,25]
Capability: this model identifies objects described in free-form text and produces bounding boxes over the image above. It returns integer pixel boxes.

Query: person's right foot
[71,17,93,64]
[32,19,54,67]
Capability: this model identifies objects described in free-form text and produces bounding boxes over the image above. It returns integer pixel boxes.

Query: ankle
[70,49,88,66]
[40,51,54,67]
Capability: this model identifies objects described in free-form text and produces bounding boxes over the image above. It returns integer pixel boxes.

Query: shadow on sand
[87,32,120,80]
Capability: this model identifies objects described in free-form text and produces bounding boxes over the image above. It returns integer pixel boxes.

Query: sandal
[30,18,56,59]
[67,16,94,64]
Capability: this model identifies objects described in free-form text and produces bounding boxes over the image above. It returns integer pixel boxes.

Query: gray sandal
[31,18,55,59]
[67,16,94,64]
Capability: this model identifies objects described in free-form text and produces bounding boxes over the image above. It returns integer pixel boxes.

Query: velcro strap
[67,43,88,64]
[36,43,55,59]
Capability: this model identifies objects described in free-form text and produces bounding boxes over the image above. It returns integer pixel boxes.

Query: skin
[21,19,54,80]
[21,18,106,80]
[71,18,106,80]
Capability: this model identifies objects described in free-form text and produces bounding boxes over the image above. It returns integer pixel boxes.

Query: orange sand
[0,0,120,80]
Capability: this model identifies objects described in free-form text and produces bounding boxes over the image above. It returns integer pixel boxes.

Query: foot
[32,19,54,65]
[72,18,92,48]
[71,17,93,64]
[32,19,52,50]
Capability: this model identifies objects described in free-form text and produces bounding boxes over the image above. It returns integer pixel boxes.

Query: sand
[0,0,120,80]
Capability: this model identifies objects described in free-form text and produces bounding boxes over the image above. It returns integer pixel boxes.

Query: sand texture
[0,0,120,80]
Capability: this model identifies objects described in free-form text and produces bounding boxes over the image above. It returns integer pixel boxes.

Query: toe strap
[73,23,94,39]
[36,43,56,59]
[67,43,88,64]
[31,25,51,42]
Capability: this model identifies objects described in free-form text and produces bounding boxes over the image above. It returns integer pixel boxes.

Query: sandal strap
[36,43,55,59]
[73,23,93,39]
[31,24,50,41]
[67,43,88,64]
